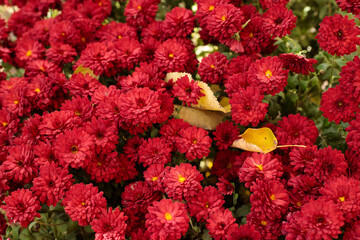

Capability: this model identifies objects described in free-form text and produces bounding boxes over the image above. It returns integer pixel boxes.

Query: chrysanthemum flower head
[146,199,190,240]
[213,121,239,150]
[347,115,360,153]
[262,6,296,38]
[163,7,195,38]
[138,137,172,167]
[316,14,360,56]
[63,183,107,226]
[172,75,205,106]
[198,52,229,84]
[206,208,238,240]
[125,0,159,28]
[279,53,317,75]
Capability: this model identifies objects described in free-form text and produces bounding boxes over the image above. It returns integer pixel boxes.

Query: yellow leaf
[165,72,230,113]
[232,127,278,154]
[173,104,229,130]
[73,65,99,80]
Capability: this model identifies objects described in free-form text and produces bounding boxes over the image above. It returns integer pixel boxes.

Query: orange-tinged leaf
[232,127,278,154]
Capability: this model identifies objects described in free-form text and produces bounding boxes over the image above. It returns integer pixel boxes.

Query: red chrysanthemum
[15,38,45,64]
[1,189,41,227]
[31,162,73,207]
[260,0,289,9]
[187,186,225,222]
[162,163,204,200]
[96,21,137,42]
[146,199,190,240]
[212,150,248,181]
[320,85,358,124]
[63,183,107,226]
[315,14,360,56]
[298,198,344,239]
[339,56,360,101]
[228,223,262,240]
[159,118,191,149]
[246,212,282,240]
[230,86,268,126]
[172,75,205,106]
[239,153,283,188]
[216,177,234,195]
[289,144,317,172]
[198,52,229,84]
[343,220,360,240]
[224,72,249,98]
[143,164,166,191]
[248,56,289,95]
[123,136,144,162]
[46,43,77,65]
[138,137,172,167]
[213,121,239,150]
[240,17,271,54]
[305,146,347,183]
[287,174,321,198]
[66,73,102,98]
[119,87,162,126]
[54,128,95,169]
[345,149,360,180]
[163,7,195,38]
[124,0,159,28]
[250,179,289,220]
[114,154,139,183]
[175,126,212,161]
[60,96,94,121]
[206,4,244,41]
[336,0,360,16]
[3,144,38,184]
[275,113,318,146]
[279,53,317,75]
[84,116,118,149]
[347,115,360,153]
[206,208,238,240]
[262,6,296,38]
[121,181,162,214]
[320,176,360,221]
[91,207,128,240]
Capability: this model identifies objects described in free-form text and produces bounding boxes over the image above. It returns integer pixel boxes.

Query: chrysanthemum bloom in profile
[297,199,344,239]
[279,53,317,75]
[121,181,162,214]
[162,163,204,200]
[320,85,358,124]
[1,189,41,227]
[63,183,107,226]
[213,121,239,150]
[206,208,238,240]
[305,146,347,183]
[31,162,73,206]
[227,223,261,240]
[250,179,289,220]
[124,0,159,28]
[138,137,172,167]
[320,176,360,221]
[336,0,360,16]
[3,144,38,184]
[289,144,317,172]
[262,6,296,38]
[216,177,234,195]
[198,52,229,84]
[172,75,205,106]
[345,149,360,180]
[91,207,128,240]
[343,220,360,240]
[229,86,268,126]
[187,186,225,222]
[54,128,95,169]
[275,113,318,146]
[316,14,360,56]
[239,153,283,188]
[146,199,190,240]
[163,7,195,38]
[248,56,289,95]
[260,0,289,9]
[206,4,244,41]
[339,56,360,101]
[175,126,212,161]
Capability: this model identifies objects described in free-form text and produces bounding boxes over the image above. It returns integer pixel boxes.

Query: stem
[329,54,336,88]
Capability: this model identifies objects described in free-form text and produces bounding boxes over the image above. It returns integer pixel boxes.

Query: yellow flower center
[270,194,276,201]
[256,164,263,171]
[261,220,267,226]
[2,122,8,127]
[296,202,301,207]
[137,5,141,10]
[97,162,102,166]
[61,32,66,36]
[118,35,122,39]
[34,88,40,93]
[265,70,273,78]
[339,196,345,202]
[14,100,19,105]
[169,53,174,58]
[26,50,32,57]
[192,139,197,144]
[75,110,81,116]
[205,202,209,208]
[249,33,254,38]
[178,175,186,183]
[151,176,158,182]
[210,64,215,69]
[221,15,226,21]
[209,5,214,11]
[81,202,85,206]
[71,145,78,153]
[165,212,172,221]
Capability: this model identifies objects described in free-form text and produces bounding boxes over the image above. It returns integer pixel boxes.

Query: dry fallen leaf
[73,65,99,80]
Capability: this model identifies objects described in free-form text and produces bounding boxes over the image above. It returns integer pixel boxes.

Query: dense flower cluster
[0,0,359,239]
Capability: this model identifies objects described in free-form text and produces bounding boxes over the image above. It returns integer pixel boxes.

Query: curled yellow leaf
[74,65,99,80]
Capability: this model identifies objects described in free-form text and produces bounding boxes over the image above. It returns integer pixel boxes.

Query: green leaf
[202,230,212,240]
[12,225,20,240]
[317,63,331,72]
[19,228,32,240]
[236,205,251,218]
[335,58,346,68]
